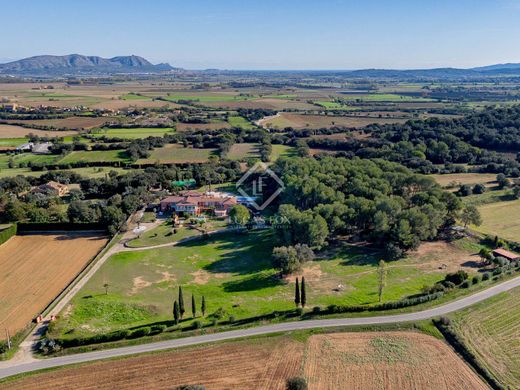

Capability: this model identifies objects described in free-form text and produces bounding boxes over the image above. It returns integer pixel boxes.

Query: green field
[120,93,151,101]
[127,222,202,248]
[0,138,27,147]
[0,166,130,179]
[58,150,130,164]
[137,144,217,164]
[337,93,434,102]
[271,144,296,161]
[451,287,520,388]
[0,153,59,169]
[162,94,252,103]
[474,198,520,241]
[52,230,454,338]
[227,143,260,160]
[90,127,175,139]
[314,101,354,110]
[227,116,256,129]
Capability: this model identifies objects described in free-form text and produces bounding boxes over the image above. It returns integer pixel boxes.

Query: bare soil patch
[0,124,78,138]
[2,332,486,389]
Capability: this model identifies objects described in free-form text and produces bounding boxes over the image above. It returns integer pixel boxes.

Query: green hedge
[0,224,17,246]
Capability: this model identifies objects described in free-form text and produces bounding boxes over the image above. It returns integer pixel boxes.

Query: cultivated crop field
[227,142,260,160]
[451,287,520,388]
[50,231,478,338]
[0,233,108,338]
[136,144,217,164]
[0,331,486,389]
[475,198,520,241]
[262,112,408,129]
[90,127,175,139]
[0,124,78,139]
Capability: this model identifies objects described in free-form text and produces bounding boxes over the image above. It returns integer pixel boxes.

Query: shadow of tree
[222,274,284,292]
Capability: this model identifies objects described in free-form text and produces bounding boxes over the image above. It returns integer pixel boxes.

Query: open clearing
[90,127,175,139]
[431,173,497,188]
[51,231,479,338]
[5,116,113,130]
[0,331,486,389]
[58,150,130,164]
[475,198,520,241]
[0,233,107,338]
[227,142,260,160]
[451,286,520,388]
[0,124,78,139]
[136,144,217,164]
[262,112,408,129]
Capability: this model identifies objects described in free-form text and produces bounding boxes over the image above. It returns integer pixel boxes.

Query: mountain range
[2,54,520,78]
[0,54,174,76]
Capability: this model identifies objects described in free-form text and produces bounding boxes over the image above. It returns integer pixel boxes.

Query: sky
[2,0,520,70]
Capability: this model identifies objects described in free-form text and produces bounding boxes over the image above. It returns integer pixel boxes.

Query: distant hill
[0,54,175,76]
[472,63,520,72]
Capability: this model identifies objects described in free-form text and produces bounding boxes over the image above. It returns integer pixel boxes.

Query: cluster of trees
[172,286,206,325]
[272,244,315,275]
[272,157,466,258]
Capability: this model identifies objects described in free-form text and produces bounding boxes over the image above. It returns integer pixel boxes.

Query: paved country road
[1,275,519,380]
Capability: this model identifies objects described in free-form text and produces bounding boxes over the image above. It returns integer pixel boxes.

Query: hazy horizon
[2,0,520,70]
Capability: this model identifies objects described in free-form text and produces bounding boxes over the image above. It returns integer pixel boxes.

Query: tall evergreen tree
[178,286,185,318]
[301,276,306,308]
[173,300,180,325]
[294,277,300,307]
[201,296,206,317]
[191,294,196,318]
[378,260,387,303]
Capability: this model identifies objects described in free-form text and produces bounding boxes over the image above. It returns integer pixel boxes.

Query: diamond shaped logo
[236,162,284,210]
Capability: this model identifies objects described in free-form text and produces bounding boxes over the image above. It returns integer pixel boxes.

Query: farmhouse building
[492,248,520,261]
[32,181,69,197]
[160,191,237,216]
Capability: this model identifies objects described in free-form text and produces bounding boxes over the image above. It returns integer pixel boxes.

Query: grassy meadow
[51,230,473,338]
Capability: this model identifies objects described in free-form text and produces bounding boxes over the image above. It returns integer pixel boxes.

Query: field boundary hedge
[17,222,107,233]
[0,224,17,246]
[434,319,504,390]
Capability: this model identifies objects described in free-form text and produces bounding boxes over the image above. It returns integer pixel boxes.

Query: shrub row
[434,319,504,390]
[0,224,16,246]
[51,324,168,349]
[323,292,444,314]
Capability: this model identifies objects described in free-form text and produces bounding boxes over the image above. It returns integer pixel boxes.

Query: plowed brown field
[0,233,107,337]
[1,332,486,389]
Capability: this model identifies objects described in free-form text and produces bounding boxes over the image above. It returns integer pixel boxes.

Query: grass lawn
[90,127,175,139]
[451,286,520,388]
[52,231,461,338]
[136,144,217,164]
[58,150,130,164]
[474,197,520,241]
[126,222,202,248]
[227,116,256,129]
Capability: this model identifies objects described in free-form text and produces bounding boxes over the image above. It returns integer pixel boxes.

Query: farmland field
[0,331,486,389]
[0,233,108,338]
[90,127,175,139]
[227,142,260,160]
[50,231,478,338]
[262,112,408,129]
[58,150,130,164]
[227,115,256,129]
[0,124,78,138]
[451,287,520,388]
[474,198,520,240]
[431,172,497,188]
[5,116,114,130]
[136,144,217,164]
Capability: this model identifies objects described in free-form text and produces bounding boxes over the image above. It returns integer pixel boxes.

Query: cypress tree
[294,277,300,307]
[201,296,206,317]
[191,294,196,318]
[179,286,185,318]
[301,276,306,308]
[173,300,180,324]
